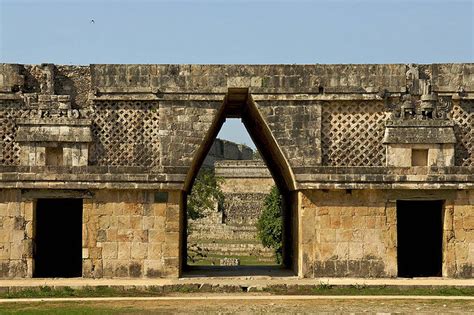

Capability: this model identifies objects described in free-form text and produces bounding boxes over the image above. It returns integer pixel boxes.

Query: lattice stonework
[223,193,267,226]
[321,101,388,166]
[0,101,27,166]
[90,101,160,167]
[452,101,474,166]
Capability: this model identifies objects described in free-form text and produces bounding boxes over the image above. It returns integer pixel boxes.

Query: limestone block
[0,243,10,259]
[464,216,474,230]
[320,229,336,243]
[348,243,364,260]
[0,204,7,217]
[131,242,148,259]
[152,204,166,217]
[114,261,132,277]
[117,242,131,260]
[130,216,142,229]
[153,217,166,229]
[25,222,33,238]
[334,242,349,259]
[148,229,165,243]
[162,243,179,257]
[7,202,20,217]
[102,242,118,259]
[117,216,131,229]
[143,217,155,230]
[469,243,474,260]
[144,259,163,278]
[319,243,335,261]
[102,260,115,278]
[89,247,102,259]
[455,243,469,261]
[162,257,179,277]
[106,229,118,242]
[11,230,24,242]
[148,243,163,260]
[336,229,352,242]
[165,220,179,233]
[117,229,134,242]
[98,216,111,229]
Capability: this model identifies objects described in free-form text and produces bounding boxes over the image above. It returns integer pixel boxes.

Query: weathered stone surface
[0,63,471,280]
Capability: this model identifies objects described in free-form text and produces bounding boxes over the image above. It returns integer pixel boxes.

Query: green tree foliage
[187,168,224,221]
[257,185,283,264]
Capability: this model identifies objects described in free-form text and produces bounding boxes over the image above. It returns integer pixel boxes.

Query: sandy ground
[1,296,474,314]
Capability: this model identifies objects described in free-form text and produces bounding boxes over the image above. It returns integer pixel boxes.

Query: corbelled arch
[182,88,298,274]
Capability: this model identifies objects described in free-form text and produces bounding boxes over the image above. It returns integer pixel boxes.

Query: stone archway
[181,88,298,275]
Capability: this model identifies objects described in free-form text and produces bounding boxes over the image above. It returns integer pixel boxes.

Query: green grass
[0,304,133,315]
[190,239,262,245]
[0,284,473,300]
[267,283,474,296]
[187,253,277,266]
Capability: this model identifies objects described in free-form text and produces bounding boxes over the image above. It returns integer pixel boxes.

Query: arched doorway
[181,88,298,276]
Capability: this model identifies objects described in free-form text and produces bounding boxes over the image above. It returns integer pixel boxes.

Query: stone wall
[0,189,33,278]
[300,190,396,278]
[217,160,274,226]
[203,139,253,168]
[445,190,474,278]
[300,189,474,278]
[188,160,276,263]
[1,63,472,171]
[0,189,182,279]
[83,190,181,278]
[0,63,472,279]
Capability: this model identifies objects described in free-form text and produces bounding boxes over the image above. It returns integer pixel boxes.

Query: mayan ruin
[0,63,472,280]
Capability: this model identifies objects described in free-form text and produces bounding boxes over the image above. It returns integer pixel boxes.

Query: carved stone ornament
[385,93,452,121]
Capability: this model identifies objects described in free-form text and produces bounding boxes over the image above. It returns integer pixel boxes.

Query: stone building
[202,138,253,167]
[0,63,472,279]
[188,159,276,265]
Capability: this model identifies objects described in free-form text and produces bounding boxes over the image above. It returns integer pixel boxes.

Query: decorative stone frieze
[383,120,456,167]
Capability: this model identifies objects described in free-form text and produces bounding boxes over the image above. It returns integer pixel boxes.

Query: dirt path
[1,296,474,314]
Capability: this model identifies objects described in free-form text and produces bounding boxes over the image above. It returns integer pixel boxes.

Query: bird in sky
[90,19,95,24]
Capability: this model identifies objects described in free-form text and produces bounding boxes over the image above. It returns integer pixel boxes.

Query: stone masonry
[188,159,276,264]
[0,63,472,279]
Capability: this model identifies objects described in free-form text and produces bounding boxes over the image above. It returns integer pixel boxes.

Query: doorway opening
[183,89,296,277]
[34,198,83,278]
[397,200,443,278]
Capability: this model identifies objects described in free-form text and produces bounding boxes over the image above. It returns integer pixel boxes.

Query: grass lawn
[188,253,277,266]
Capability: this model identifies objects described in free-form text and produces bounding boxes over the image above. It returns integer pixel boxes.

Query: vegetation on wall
[256,185,283,264]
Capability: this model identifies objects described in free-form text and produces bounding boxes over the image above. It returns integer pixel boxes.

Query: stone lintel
[16,119,92,143]
[383,122,456,144]
[298,182,473,190]
[16,118,92,126]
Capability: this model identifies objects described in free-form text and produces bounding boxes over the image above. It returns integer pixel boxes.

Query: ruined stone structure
[0,63,472,279]
[202,139,253,168]
[188,160,276,264]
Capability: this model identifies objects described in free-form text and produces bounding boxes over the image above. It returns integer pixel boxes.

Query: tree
[186,168,224,264]
[187,168,224,221]
[256,185,283,264]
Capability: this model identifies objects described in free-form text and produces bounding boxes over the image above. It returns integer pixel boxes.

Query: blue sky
[1,0,473,149]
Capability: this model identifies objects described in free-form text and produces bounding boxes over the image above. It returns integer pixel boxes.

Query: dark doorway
[397,200,443,277]
[34,199,83,278]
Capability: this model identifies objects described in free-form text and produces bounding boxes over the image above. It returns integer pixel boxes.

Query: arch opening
[182,89,297,276]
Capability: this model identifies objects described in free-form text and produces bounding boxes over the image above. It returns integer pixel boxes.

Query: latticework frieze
[223,192,267,225]
[452,101,473,166]
[89,101,160,167]
[321,101,388,166]
[0,101,28,165]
